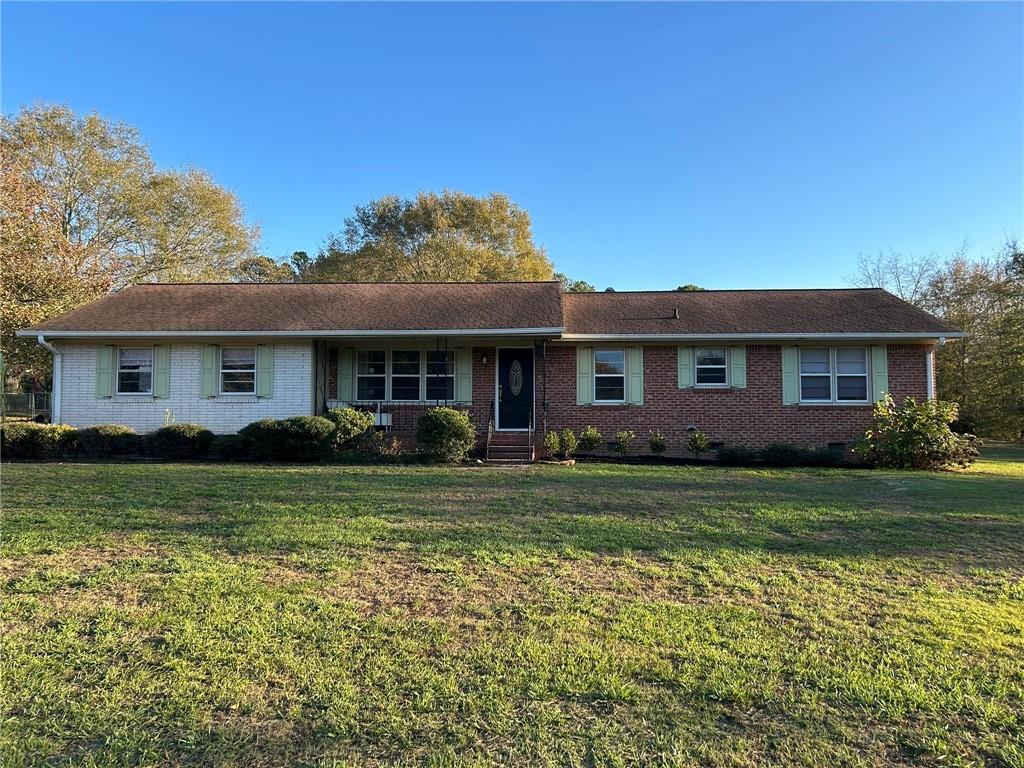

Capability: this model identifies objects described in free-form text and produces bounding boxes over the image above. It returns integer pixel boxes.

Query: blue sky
[3,2,1021,290]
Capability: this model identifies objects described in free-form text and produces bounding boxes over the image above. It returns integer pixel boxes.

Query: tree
[849,248,942,303]
[298,191,554,282]
[555,273,596,292]
[233,256,296,283]
[675,284,705,291]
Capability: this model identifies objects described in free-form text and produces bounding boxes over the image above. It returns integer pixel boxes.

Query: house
[18,282,962,457]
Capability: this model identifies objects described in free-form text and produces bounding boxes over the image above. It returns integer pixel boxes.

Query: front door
[497,348,534,430]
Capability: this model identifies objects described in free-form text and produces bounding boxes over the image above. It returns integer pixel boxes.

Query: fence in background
[2,392,51,422]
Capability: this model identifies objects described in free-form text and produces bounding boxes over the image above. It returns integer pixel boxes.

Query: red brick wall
[322,343,929,454]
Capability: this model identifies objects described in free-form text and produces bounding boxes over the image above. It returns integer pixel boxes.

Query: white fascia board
[17,327,566,339]
[557,332,966,342]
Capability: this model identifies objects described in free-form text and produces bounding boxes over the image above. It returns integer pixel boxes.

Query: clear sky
[3,2,1022,290]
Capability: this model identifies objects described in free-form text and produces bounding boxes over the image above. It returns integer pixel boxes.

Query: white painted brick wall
[57,342,314,433]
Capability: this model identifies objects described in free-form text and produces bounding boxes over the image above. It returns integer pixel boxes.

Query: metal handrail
[486,399,495,461]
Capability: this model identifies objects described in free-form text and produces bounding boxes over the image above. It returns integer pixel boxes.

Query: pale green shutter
[677,346,694,388]
[200,346,218,398]
[576,346,593,405]
[729,346,747,389]
[870,345,888,402]
[256,345,274,397]
[456,348,473,402]
[782,347,799,405]
[337,348,354,401]
[626,346,643,405]
[96,345,114,398]
[153,345,170,399]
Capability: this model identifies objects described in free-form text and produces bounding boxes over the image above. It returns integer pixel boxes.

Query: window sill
[795,401,872,407]
[113,395,155,403]
[211,395,260,403]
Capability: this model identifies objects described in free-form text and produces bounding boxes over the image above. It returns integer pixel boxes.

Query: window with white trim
[117,348,153,394]
[594,349,625,402]
[220,347,256,394]
[800,347,869,403]
[391,350,421,401]
[695,348,728,386]
[357,350,386,400]
[426,350,455,401]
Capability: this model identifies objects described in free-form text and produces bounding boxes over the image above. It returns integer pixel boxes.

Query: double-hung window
[426,350,455,401]
[357,351,386,400]
[695,348,728,386]
[594,349,626,402]
[799,347,869,403]
[220,347,256,394]
[390,351,421,401]
[117,348,153,394]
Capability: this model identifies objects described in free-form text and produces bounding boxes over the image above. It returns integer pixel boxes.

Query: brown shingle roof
[563,289,959,336]
[28,282,565,334]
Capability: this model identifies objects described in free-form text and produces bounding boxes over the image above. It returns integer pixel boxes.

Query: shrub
[717,445,760,466]
[210,434,247,460]
[238,416,335,461]
[416,407,477,463]
[648,431,667,454]
[761,442,809,467]
[147,423,214,459]
[325,407,374,450]
[361,431,404,459]
[686,430,711,457]
[578,425,602,452]
[1,423,78,459]
[805,446,846,467]
[855,395,980,470]
[78,424,140,456]
[560,428,578,459]
[543,430,561,458]
[613,429,636,456]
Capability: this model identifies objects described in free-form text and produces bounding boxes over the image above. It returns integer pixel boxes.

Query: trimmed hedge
[238,416,336,461]
[77,424,140,456]
[1,423,77,459]
[147,423,214,459]
[416,407,476,463]
[325,407,375,450]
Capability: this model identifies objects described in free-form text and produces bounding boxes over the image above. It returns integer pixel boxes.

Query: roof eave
[18,326,567,339]
[557,331,966,342]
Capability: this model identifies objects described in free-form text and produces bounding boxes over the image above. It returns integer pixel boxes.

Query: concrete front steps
[486,431,535,463]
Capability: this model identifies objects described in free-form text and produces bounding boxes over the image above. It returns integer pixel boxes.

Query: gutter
[557,331,967,342]
[34,334,62,424]
[15,327,567,339]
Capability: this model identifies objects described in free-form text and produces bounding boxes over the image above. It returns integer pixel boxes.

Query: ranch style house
[19,281,963,459]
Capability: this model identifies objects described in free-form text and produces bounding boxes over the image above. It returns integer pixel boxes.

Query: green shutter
[626,346,643,405]
[576,346,593,405]
[153,345,170,398]
[96,345,114,398]
[200,345,218,398]
[256,344,274,397]
[782,346,799,405]
[870,345,889,402]
[729,346,747,388]
[337,348,354,401]
[456,347,473,402]
[677,346,694,388]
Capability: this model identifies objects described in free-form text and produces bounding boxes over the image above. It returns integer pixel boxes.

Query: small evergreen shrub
[686,430,711,457]
[543,430,561,458]
[325,407,375,450]
[613,429,636,456]
[648,431,667,454]
[361,431,404,459]
[560,428,578,459]
[1,423,78,459]
[416,407,477,463]
[855,395,980,470]
[78,424,140,456]
[716,445,760,466]
[147,423,214,459]
[578,425,602,452]
[238,416,335,461]
[761,442,809,467]
[210,434,247,460]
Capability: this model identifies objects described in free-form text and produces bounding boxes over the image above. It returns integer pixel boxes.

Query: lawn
[2,447,1022,767]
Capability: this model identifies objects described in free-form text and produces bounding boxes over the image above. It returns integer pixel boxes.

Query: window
[390,350,421,401]
[221,347,256,394]
[357,350,386,400]
[695,348,727,386]
[800,347,869,403]
[426,350,455,401]
[594,349,625,402]
[117,348,153,394]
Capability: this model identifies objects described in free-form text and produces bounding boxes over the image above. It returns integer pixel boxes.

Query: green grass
[2,446,1023,767]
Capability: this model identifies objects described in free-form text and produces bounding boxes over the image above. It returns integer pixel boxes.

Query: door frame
[494,346,535,431]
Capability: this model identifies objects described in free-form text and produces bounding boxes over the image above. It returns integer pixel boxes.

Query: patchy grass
[2,447,1023,767]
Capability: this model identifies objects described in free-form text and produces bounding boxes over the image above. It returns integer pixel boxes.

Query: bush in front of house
[855,394,979,470]
[578,425,602,452]
[210,434,247,461]
[560,428,578,459]
[716,445,761,466]
[686,430,711,458]
[239,416,336,461]
[760,442,809,467]
[416,407,477,463]
[543,430,561,458]
[648,430,667,454]
[146,423,215,459]
[77,424,140,456]
[613,429,636,456]
[326,407,375,450]
[1,422,78,459]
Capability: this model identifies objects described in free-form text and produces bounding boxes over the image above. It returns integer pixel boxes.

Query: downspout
[35,334,62,424]
[926,336,946,401]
